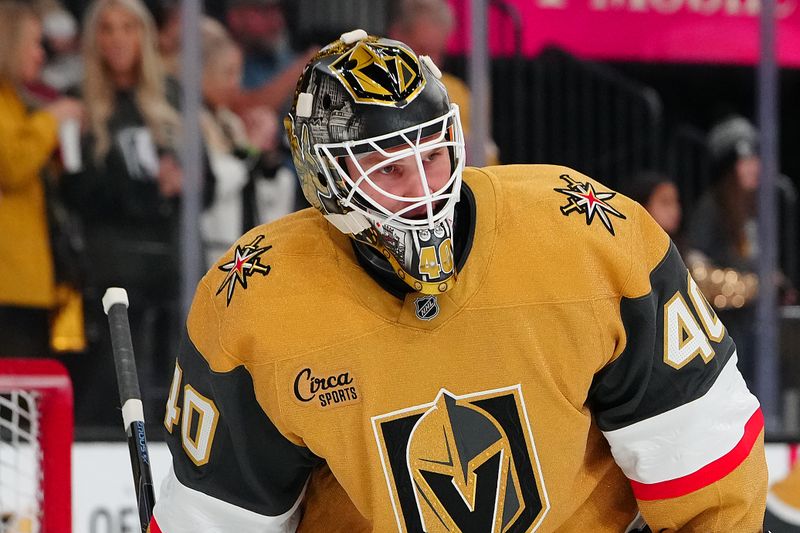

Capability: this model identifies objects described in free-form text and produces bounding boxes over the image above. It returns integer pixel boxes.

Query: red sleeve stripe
[630,408,763,500]
[603,353,760,485]
[149,516,163,533]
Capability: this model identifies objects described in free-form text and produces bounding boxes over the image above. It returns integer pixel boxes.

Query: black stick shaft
[127,420,156,531]
[106,298,156,532]
[107,304,141,405]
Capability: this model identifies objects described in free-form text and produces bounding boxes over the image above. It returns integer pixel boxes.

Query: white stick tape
[102,287,129,315]
[122,399,145,428]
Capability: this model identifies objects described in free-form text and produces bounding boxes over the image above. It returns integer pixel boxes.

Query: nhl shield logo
[414,295,439,321]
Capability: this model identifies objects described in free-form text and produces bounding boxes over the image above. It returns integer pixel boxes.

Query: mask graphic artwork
[286,119,341,216]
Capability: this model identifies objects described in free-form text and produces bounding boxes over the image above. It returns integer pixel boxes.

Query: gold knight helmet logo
[328,40,425,106]
[372,386,549,532]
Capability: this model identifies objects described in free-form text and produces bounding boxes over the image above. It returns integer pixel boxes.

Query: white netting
[0,391,41,533]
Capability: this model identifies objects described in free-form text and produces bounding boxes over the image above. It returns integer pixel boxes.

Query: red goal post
[0,358,72,532]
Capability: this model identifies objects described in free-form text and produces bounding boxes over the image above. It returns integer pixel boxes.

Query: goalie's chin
[402,201,447,220]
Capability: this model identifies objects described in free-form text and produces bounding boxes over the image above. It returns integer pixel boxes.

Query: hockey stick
[103,288,156,533]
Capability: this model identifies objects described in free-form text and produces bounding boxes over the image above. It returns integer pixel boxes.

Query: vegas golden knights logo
[372,386,549,532]
[329,41,425,106]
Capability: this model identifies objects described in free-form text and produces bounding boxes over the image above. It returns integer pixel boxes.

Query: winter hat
[707,116,758,181]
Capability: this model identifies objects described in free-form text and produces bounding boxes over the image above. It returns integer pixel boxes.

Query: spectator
[225,0,318,113]
[388,0,465,127]
[226,0,319,213]
[626,171,682,240]
[152,0,180,76]
[61,0,184,425]
[0,0,83,357]
[40,2,83,93]
[199,18,294,267]
[388,0,498,165]
[685,115,794,388]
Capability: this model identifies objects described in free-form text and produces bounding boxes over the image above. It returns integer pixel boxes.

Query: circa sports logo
[372,385,549,532]
[293,367,360,408]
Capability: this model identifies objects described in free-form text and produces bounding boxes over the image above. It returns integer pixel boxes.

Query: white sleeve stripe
[152,467,305,532]
[602,352,760,484]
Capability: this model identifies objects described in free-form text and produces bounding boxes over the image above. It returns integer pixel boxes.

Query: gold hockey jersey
[151,164,767,532]
[765,461,800,529]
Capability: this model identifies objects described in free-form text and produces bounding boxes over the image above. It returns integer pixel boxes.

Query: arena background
[42,1,799,528]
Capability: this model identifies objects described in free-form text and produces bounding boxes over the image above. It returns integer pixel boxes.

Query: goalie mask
[285,30,466,294]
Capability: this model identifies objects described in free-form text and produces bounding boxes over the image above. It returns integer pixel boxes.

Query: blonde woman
[62,0,184,288]
[79,0,182,197]
[0,0,82,356]
[61,0,187,426]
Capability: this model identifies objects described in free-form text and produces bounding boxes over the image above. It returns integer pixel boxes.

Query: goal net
[0,359,72,533]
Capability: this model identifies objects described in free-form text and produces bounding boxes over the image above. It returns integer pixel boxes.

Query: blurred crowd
[0,0,795,430]
[0,0,319,428]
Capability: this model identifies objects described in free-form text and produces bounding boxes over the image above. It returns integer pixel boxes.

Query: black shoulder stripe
[165,329,322,516]
[588,242,737,432]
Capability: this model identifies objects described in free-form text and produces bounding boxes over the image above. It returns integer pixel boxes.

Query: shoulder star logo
[216,235,272,306]
[554,174,626,235]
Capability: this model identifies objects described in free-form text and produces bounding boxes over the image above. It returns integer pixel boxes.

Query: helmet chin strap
[351,184,475,298]
[323,203,457,294]
[386,252,458,294]
[367,214,458,294]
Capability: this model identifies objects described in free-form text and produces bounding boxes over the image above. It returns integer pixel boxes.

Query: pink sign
[447,0,800,66]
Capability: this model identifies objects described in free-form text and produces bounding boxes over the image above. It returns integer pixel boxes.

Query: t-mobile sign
[447,0,800,66]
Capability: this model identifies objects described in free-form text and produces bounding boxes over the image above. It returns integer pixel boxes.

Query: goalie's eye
[377,164,400,176]
[422,148,445,163]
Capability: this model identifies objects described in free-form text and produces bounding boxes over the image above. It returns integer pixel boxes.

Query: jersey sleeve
[765,462,800,529]
[588,203,767,531]
[151,278,322,532]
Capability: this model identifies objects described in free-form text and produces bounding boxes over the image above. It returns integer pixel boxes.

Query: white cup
[59,118,82,173]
